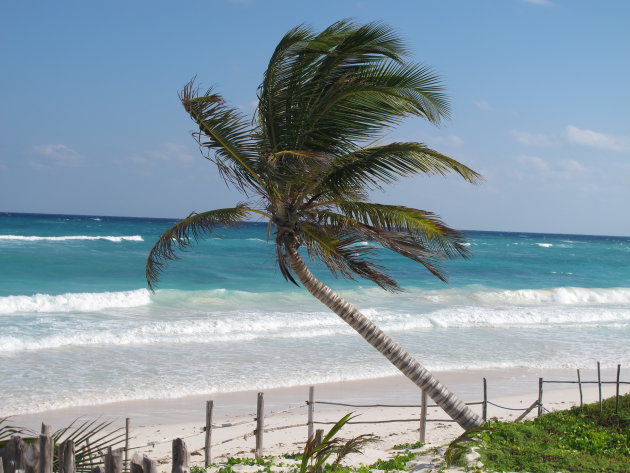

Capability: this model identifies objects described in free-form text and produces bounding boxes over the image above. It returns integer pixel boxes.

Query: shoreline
[7,365,628,468]
[11,365,624,427]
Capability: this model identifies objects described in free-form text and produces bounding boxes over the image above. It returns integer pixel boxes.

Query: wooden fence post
[255,393,264,459]
[124,419,130,473]
[59,440,75,473]
[615,364,621,414]
[142,456,157,473]
[205,401,214,467]
[314,430,323,447]
[597,361,602,413]
[6,435,26,473]
[537,378,543,417]
[419,390,427,444]
[577,369,583,407]
[40,425,53,473]
[129,455,142,473]
[307,386,315,441]
[105,448,123,473]
[172,439,188,473]
[482,378,488,423]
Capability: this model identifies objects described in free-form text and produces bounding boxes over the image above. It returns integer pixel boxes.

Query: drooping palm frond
[146,206,253,289]
[53,418,125,473]
[0,417,33,442]
[301,223,400,291]
[180,81,263,194]
[314,203,470,282]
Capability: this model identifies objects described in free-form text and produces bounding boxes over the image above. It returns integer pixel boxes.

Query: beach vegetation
[299,413,377,473]
[146,20,482,430]
[446,393,630,472]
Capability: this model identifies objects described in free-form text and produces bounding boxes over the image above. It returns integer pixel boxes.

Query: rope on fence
[262,423,305,433]
[313,401,438,408]
[313,400,484,409]
[211,418,255,429]
[314,418,456,425]
[266,403,307,418]
[486,401,530,411]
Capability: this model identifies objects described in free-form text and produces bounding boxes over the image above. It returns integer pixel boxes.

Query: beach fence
[2,363,627,472]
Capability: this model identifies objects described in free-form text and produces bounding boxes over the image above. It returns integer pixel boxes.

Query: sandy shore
[9,366,628,469]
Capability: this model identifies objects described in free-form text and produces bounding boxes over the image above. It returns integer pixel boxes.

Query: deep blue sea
[1,212,629,415]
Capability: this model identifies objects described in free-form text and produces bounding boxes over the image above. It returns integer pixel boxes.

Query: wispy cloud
[514,155,594,189]
[512,126,630,152]
[417,132,463,148]
[32,144,85,166]
[564,125,630,152]
[522,0,553,6]
[129,143,196,165]
[511,130,558,147]
[473,100,493,111]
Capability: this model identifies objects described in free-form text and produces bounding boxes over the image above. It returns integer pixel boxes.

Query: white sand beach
[9,366,628,470]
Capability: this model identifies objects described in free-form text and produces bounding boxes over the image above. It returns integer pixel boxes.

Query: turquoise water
[1,212,629,415]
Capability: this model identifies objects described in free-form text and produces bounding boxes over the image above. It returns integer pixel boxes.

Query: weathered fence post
[59,440,75,473]
[307,386,315,440]
[40,424,53,473]
[255,392,264,459]
[142,456,157,473]
[577,369,583,407]
[172,439,188,473]
[419,390,428,444]
[597,361,602,413]
[615,364,621,414]
[92,466,106,473]
[124,419,130,473]
[537,378,543,417]
[482,378,488,423]
[0,456,4,473]
[204,400,214,467]
[129,455,143,473]
[314,429,323,447]
[6,435,26,473]
[104,448,123,473]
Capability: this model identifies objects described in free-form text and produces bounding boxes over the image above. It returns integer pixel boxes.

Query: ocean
[1,212,629,416]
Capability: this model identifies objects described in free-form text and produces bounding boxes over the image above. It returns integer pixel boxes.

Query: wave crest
[0,235,143,242]
[0,289,151,314]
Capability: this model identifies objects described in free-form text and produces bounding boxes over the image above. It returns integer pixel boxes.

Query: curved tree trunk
[286,244,484,431]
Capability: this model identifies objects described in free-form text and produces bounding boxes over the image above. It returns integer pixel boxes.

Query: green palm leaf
[146,206,251,289]
[181,81,264,193]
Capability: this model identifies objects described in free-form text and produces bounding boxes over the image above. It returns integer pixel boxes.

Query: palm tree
[146,20,483,430]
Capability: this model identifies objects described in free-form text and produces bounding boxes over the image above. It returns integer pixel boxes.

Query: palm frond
[302,223,400,291]
[146,206,250,290]
[308,142,480,199]
[53,418,125,473]
[317,203,471,281]
[180,81,263,193]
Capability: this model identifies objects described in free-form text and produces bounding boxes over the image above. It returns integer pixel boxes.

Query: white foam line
[0,235,144,242]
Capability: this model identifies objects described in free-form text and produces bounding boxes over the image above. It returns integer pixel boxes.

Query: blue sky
[1,0,628,236]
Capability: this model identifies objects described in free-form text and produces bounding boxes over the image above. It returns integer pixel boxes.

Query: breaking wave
[0,235,143,242]
[0,289,151,314]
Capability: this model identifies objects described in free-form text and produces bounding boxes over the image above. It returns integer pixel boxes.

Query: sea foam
[0,289,151,314]
[0,235,143,242]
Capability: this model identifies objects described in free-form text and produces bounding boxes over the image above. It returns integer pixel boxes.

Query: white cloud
[418,133,463,148]
[473,100,493,111]
[32,144,84,165]
[129,143,196,165]
[564,125,630,152]
[516,155,550,171]
[511,130,557,147]
[523,0,553,6]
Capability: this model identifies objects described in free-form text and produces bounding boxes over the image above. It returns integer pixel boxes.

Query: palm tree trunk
[286,244,484,431]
